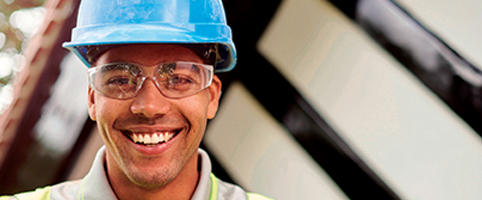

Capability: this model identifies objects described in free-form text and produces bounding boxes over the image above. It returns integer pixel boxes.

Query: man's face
[87,44,221,188]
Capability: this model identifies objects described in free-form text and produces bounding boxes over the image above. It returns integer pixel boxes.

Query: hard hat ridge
[63,0,236,72]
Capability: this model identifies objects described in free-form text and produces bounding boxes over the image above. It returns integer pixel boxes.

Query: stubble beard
[109,110,202,189]
[111,115,190,188]
[122,153,184,188]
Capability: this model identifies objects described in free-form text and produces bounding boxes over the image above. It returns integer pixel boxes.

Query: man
[1,0,271,199]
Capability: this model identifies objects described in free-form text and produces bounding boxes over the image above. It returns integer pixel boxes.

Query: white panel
[204,82,348,200]
[394,0,482,70]
[257,0,482,199]
[33,52,89,155]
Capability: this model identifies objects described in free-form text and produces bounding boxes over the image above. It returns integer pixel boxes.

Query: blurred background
[1,0,482,199]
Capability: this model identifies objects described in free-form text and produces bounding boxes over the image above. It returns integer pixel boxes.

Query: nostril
[130,83,172,117]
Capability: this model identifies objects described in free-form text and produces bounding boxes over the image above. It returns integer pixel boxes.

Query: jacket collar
[80,146,213,200]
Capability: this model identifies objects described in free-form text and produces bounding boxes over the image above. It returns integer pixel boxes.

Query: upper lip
[120,127,183,144]
[120,126,183,134]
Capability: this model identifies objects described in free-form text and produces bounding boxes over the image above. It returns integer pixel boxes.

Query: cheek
[94,96,130,126]
[178,93,210,126]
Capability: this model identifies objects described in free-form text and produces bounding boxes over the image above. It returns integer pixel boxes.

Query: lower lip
[126,131,181,155]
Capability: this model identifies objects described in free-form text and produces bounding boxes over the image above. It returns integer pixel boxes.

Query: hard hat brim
[62,23,236,72]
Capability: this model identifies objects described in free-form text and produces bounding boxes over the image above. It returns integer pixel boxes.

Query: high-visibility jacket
[0,148,272,200]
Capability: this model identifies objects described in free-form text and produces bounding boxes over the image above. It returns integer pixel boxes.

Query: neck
[105,152,200,200]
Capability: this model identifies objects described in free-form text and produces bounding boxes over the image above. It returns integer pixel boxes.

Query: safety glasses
[88,61,213,99]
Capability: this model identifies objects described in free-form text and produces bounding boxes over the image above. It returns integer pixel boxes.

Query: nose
[130,78,171,118]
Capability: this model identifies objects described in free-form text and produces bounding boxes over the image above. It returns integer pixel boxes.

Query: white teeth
[152,134,159,143]
[158,133,165,142]
[138,134,144,143]
[131,132,176,144]
[144,135,151,144]
[165,132,173,141]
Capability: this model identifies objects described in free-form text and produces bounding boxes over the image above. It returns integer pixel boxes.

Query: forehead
[95,44,203,66]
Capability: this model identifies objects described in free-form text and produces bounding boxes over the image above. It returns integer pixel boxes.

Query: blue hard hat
[62,0,236,72]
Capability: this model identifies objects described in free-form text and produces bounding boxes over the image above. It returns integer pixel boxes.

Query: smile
[122,130,181,145]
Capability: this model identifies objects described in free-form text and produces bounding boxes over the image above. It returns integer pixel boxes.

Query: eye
[171,76,194,84]
[107,77,136,86]
[166,75,196,91]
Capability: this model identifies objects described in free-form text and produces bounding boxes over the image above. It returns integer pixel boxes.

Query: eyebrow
[190,64,201,73]
[99,63,140,75]
[100,65,120,73]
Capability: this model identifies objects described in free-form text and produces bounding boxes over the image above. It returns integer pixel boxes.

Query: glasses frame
[87,61,214,100]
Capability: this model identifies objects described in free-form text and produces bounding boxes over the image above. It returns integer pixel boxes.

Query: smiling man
[0,0,272,200]
[89,44,222,199]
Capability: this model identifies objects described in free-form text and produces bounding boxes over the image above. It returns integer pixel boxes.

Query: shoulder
[215,176,247,199]
[0,180,81,200]
[214,174,273,200]
[246,193,274,200]
[0,186,51,200]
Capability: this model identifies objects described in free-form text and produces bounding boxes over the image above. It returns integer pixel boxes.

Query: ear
[88,87,97,121]
[207,75,222,119]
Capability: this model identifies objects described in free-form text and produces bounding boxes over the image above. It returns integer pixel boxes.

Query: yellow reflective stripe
[0,196,14,200]
[77,177,87,200]
[209,173,219,200]
[247,193,274,200]
[12,187,51,200]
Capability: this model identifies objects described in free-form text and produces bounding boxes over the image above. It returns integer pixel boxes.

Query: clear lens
[88,61,213,99]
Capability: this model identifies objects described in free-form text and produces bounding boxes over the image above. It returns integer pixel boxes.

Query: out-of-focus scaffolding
[0,0,79,192]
